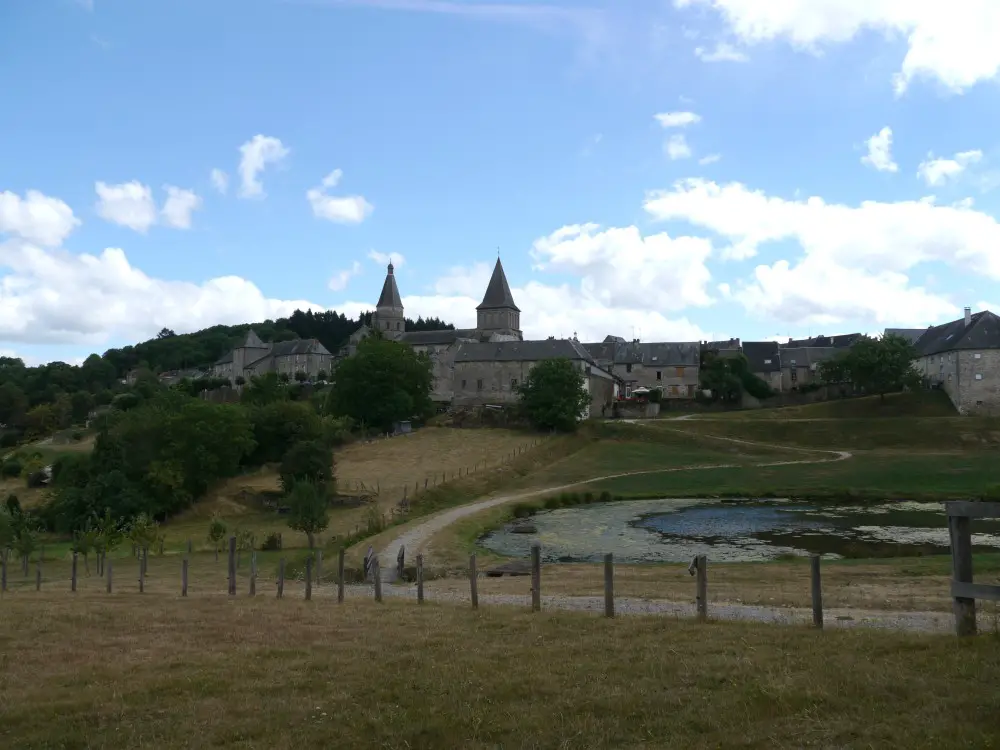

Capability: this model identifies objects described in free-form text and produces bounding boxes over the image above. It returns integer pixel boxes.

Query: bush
[279,440,334,493]
[26,471,48,488]
[261,532,282,551]
[70,431,84,442]
[2,459,22,478]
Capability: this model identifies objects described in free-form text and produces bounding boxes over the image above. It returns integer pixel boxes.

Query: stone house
[212,330,333,384]
[742,341,782,392]
[777,333,861,391]
[452,339,617,418]
[583,339,700,398]
[912,308,1000,415]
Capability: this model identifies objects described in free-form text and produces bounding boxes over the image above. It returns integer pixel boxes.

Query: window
[656,371,662,381]
[791,369,798,383]
[763,359,771,365]
[976,374,984,381]
[675,367,684,378]
[790,359,797,366]
[461,380,466,389]
[975,353,982,359]
[670,385,679,396]
[687,385,695,397]
[396,322,400,331]
[625,363,632,373]
[511,378,518,389]
[477,379,483,391]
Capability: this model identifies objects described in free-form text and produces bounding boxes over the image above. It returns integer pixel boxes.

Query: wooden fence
[947,501,1000,637]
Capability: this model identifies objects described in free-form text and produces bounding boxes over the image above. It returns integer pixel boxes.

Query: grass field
[712,391,959,419]
[1,595,999,749]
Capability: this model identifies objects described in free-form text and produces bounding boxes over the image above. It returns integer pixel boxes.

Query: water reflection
[477,499,1000,563]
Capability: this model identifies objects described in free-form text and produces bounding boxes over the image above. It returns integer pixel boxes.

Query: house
[742,341,782,392]
[777,333,861,390]
[212,330,334,384]
[912,307,1000,415]
[885,328,926,345]
[452,339,617,418]
[702,338,742,358]
[583,340,701,398]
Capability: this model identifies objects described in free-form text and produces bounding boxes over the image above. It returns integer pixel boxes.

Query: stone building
[777,333,861,391]
[742,341,782,392]
[452,339,617,417]
[583,338,700,398]
[212,330,333,384]
[913,308,1000,415]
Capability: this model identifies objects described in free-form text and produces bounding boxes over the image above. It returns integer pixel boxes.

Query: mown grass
[1,594,999,749]
[714,391,958,420]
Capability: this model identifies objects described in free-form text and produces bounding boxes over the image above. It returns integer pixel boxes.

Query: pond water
[477,499,1000,563]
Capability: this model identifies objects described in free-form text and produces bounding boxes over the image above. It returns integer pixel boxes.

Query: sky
[2,0,1000,366]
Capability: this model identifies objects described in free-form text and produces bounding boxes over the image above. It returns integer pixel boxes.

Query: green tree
[294,371,308,383]
[0,382,28,427]
[285,481,329,549]
[70,390,95,425]
[240,372,285,407]
[699,354,772,403]
[208,515,227,561]
[827,334,920,401]
[247,400,324,464]
[328,337,433,430]
[279,440,334,493]
[517,358,591,432]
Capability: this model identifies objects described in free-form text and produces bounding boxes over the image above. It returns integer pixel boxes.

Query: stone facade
[212,331,333,384]
[583,339,700,398]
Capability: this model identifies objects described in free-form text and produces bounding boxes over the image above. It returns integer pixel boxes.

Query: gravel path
[338,583,970,635]
[376,430,850,583]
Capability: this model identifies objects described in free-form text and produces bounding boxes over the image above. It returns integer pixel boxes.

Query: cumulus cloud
[0,190,80,247]
[161,186,201,229]
[655,111,702,128]
[694,42,749,62]
[673,0,1000,93]
[861,127,898,173]
[917,150,983,187]
[238,135,290,198]
[95,181,158,233]
[665,134,693,160]
[307,169,374,224]
[644,177,1000,325]
[210,168,229,195]
[328,261,363,292]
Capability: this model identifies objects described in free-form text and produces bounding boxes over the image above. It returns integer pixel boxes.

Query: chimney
[964,306,972,327]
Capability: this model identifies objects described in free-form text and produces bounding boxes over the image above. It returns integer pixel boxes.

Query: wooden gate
[947,501,1000,636]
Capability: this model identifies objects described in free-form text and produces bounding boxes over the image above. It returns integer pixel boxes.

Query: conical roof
[376,262,403,309]
[477,258,520,312]
[242,329,266,348]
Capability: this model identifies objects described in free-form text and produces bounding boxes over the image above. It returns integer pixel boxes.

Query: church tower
[373,261,405,341]
[476,257,522,340]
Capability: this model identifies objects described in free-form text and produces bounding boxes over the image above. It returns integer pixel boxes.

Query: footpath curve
[377,428,851,583]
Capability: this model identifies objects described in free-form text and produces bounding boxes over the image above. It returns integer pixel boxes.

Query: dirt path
[377,429,850,583]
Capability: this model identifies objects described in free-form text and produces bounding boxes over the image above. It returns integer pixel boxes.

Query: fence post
[138,550,145,593]
[182,558,189,597]
[374,558,382,602]
[337,549,345,604]
[1,552,6,593]
[71,552,78,592]
[35,559,41,591]
[277,558,285,599]
[187,539,192,555]
[417,553,424,604]
[305,555,313,601]
[810,555,823,629]
[249,551,256,596]
[530,544,541,612]
[397,545,405,579]
[227,536,236,596]
[696,554,708,621]
[424,478,428,490]
[604,553,614,618]
[470,553,478,609]
[106,560,113,593]
[948,514,977,636]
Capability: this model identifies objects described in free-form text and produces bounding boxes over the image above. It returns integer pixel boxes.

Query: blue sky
[2,0,1000,365]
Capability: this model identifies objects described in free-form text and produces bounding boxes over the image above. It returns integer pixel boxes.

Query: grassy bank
[1,595,999,748]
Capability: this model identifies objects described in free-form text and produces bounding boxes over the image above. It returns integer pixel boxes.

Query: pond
[477,499,1000,563]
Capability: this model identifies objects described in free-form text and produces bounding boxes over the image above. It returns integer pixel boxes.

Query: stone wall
[411,343,460,403]
[612,362,699,397]
[955,349,1000,415]
[613,402,660,419]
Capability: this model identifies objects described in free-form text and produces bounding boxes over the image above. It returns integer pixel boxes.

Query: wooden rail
[946,501,1000,637]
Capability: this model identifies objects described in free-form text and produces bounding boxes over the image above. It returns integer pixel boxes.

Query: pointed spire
[376,262,403,309]
[477,257,520,312]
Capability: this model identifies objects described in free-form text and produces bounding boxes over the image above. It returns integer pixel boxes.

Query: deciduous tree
[517,358,591,432]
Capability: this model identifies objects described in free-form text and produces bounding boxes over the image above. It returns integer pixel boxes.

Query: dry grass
[1,592,999,748]
[425,557,1000,615]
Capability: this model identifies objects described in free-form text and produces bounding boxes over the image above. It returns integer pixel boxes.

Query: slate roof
[914,310,1000,357]
[582,341,700,367]
[376,263,403,309]
[242,330,266,348]
[245,339,330,368]
[455,339,597,364]
[401,328,479,346]
[884,328,926,345]
[702,338,741,351]
[477,258,520,312]
[783,333,862,349]
[214,351,233,365]
[780,347,841,368]
[742,341,780,373]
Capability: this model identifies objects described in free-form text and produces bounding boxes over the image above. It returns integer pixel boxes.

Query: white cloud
[644,177,1000,325]
[95,181,158,233]
[917,150,983,187]
[665,134,692,160]
[699,154,722,165]
[0,236,323,345]
[0,190,80,247]
[368,250,405,268]
[307,169,374,224]
[673,0,1000,93]
[694,42,749,62]
[161,186,201,229]
[328,261,363,292]
[210,168,229,195]
[238,135,290,198]
[861,127,898,173]
[655,111,702,128]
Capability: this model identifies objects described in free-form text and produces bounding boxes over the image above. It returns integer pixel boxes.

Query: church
[347,258,617,416]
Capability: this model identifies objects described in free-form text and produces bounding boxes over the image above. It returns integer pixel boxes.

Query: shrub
[599,491,612,503]
[2,459,22,478]
[512,503,536,518]
[70,431,84,442]
[261,532,282,551]
[279,440,334,493]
